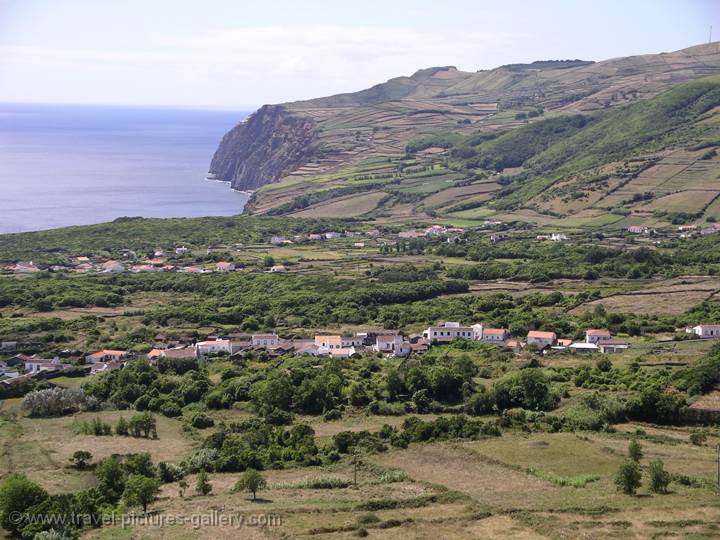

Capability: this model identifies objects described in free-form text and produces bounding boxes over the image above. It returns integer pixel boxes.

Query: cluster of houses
[270,230,372,245]
[626,223,720,239]
[536,233,569,242]
[188,329,426,360]
[422,322,628,354]
[2,255,287,276]
[9,320,720,388]
[397,225,465,239]
[270,226,470,245]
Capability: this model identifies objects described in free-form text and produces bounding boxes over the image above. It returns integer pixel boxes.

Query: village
[6,217,718,277]
[2,224,472,275]
[4,318,720,393]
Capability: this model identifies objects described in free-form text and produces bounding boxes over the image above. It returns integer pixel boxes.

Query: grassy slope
[240,45,720,222]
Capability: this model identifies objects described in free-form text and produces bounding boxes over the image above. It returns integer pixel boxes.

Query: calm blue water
[0,103,250,233]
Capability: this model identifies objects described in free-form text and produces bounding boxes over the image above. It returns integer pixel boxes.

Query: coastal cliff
[208,43,720,217]
[208,104,317,192]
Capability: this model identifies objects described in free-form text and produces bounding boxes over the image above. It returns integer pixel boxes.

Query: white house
[86,349,129,363]
[481,328,508,343]
[569,342,599,353]
[270,265,287,273]
[329,347,356,359]
[325,232,342,239]
[24,357,67,374]
[315,335,343,352]
[342,336,363,348]
[599,340,629,353]
[423,322,478,342]
[90,361,123,375]
[195,340,231,356]
[686,324,720,339]
[527,331,557,348]
[175,246,190,255]
[585,329,613,344]
[270,236,286,245]
[251,334,280,348]
[374,335,411,357]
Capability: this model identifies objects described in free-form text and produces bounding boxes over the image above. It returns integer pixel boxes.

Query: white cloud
[0,25,531,106]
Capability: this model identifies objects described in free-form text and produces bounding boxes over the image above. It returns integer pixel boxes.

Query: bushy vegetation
[22,387,101,417]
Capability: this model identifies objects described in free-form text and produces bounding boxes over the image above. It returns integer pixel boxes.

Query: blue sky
[0,0,717,107]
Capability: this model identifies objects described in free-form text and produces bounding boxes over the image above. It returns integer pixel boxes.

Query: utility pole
[710,25,714,45]
[352,448,362,488]
[716,444,719,489]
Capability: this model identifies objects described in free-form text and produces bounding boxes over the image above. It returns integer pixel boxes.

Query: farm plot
[291,191,388,218]
[571,282,720,315]
[421,182,500,208]
[0,412,191,493]
[642,190,720,214]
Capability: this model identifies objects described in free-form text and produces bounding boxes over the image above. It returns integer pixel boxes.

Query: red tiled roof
[586,329,611,336]
[483,328,506,335]
[528,331,556,339]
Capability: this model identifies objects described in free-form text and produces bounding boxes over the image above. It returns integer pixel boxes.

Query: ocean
[0,103,250,233]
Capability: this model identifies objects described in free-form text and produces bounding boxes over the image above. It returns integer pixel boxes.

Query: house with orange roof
[328,347,356,359]
[585,329,612,344]
[101,260,125,273]
[195,340,231,356]
[481,328,508,343]
[86,349,130,363]
[315,335,343,353]
[216,261,235,272]
[505,339,526,353]
[527,331,557,348]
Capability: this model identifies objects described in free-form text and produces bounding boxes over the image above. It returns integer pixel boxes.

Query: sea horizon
[0,102,251,234]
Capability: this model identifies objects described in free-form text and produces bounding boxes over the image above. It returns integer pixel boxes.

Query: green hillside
[210,43,720,230]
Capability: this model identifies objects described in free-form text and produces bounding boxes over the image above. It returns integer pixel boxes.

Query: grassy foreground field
[3,410,720,539]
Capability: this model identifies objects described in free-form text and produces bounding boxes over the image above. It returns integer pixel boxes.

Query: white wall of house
[481,330,508,342]
[691,325,720,338]
[424,324,475,342]
[252,335,279,347]
[195,340,231,355]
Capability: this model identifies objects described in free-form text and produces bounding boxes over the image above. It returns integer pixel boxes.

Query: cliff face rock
[208,105,317,191]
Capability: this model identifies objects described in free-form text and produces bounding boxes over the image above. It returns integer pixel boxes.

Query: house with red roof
[481,328,508,343]
[527,331,557,348]
[85,349,130,363]
[585,329,612,344]
[216,261,235,272]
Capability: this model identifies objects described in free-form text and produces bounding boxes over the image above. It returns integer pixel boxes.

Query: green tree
[70,450,93,469]
[95,457,126,502]
[233,469,266,501]
[412,389,431,413]
[648,459,671,494]
[615,460,642,495]
[128,412,157,438]
[195,470,212,496]
[115,416,129,436]
[0,474,49,536]
[122,475,160,513]
[124,453,156,478]
[628,439,643,462]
